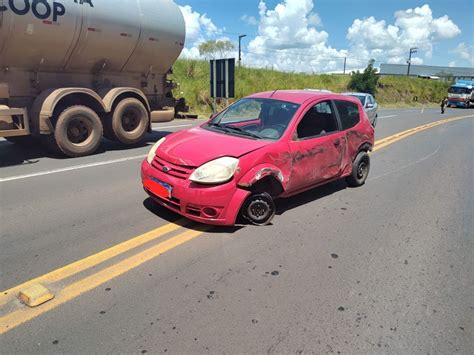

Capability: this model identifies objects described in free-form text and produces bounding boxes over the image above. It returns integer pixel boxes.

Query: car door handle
[333,139,340,147]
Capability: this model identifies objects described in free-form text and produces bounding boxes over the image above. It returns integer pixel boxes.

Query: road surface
[1,107,473,353]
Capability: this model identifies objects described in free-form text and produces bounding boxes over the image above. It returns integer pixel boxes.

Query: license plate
[144,177,173,199]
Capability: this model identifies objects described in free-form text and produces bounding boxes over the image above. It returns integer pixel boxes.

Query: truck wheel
[107,98,149,145]
[53,105,103,157]
[242,192,275,226]
[346,151,370,187]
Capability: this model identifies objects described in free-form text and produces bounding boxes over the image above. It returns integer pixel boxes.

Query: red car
[141,90,374,226]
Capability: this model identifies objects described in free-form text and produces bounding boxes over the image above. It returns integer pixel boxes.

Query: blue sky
[176,0,474,72]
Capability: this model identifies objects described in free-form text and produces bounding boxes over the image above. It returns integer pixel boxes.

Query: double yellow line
[1,114,472,335]
[373,114,473,152]
[0,221,209,334]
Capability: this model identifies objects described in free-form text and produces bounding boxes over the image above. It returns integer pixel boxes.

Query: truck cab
[448,80,474,108]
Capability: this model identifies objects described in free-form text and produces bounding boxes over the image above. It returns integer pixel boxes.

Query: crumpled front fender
[237,164,287,190]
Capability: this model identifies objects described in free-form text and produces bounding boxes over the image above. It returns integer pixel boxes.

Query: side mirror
[366,103,374,109]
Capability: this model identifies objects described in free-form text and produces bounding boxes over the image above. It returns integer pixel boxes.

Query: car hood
[156,126,273,167]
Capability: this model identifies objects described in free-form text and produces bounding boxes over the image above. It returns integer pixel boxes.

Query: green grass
[171,59,450,116]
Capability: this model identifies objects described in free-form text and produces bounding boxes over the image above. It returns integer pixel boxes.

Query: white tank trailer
[0,0,187,157]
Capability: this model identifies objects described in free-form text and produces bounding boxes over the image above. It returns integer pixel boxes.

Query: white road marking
[378,115,397,119]
[0,155,145,183]
[368,145,441,182]
[1,124,196,183]
[152,124,193,129]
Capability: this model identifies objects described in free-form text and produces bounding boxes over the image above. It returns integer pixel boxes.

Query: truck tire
[106,98,149,145]
[53,105,103,157]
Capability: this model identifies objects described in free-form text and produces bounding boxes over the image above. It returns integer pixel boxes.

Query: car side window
[367,96,374,105]
[296,101,339,139]
[334,100,360,130]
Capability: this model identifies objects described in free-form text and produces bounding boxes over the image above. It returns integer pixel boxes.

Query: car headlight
[189,157,239,184]
[146,137,166,164]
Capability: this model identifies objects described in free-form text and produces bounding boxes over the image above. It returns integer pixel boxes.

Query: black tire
[242,192,276,226]
[105,98,149,145]
[346,151,370,187]
[52,105,103,157]
[372,114,378,128]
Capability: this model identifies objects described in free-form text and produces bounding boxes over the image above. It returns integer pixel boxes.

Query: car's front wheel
[346,151,370,187]
[242,192,275,226]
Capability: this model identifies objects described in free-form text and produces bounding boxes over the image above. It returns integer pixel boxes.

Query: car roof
[341,92,371,97]
[246,90,359,105]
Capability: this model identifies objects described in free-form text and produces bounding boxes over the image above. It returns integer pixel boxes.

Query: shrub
[348,59,379,96]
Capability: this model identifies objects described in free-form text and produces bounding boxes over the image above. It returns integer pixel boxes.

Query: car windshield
[349,95,367,105]
[448,87,471,94]
[208,98,300,140]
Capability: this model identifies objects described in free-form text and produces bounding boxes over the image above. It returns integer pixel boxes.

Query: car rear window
[334,100,360,130]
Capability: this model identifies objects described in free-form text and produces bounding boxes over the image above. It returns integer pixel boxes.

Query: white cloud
[179,5,226,59]
[308,13,322,27]
[452,42,474,65]
[241,14,258,26]
[177,2,463,73]
[347,4,461,65]
[245,0,349,73]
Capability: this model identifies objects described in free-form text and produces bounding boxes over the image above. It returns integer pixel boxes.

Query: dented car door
[287,100,346,193]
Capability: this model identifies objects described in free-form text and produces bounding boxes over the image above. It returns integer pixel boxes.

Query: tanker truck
[0,0,187,157]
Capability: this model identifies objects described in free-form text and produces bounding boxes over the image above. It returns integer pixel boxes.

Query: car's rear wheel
[242,192,275,226]
[346,151,370,187]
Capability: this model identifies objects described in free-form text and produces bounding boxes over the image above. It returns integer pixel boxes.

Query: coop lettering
[0,0,94,22]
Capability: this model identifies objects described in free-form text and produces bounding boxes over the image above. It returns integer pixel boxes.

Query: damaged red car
[141,90,374,226]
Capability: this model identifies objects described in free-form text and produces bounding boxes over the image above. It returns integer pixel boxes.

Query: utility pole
[343,57,347,75]
[407,47,418,76]
[238,34,247,67]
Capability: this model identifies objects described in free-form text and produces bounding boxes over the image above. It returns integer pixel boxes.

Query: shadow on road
[0,130,170,168]
[142,197,242,233]
[275,179,348,215]
[143,179,348,233]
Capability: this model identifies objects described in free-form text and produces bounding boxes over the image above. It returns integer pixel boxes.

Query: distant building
[379,64,474,81]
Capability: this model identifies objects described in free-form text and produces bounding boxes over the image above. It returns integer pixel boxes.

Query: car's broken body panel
[142,91,374,225]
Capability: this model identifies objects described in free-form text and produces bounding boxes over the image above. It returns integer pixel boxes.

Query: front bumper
[448,100,469,107]
[141,160,250,226]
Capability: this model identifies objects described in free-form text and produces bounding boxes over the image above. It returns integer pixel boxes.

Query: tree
[199,40,235,59]
[348,59,379,95]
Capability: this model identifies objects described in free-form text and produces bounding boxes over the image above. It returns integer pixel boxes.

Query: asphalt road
[1,107,473,353]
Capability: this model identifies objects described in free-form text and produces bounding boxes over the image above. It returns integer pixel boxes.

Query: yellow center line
[0,114,472,335]
[0,228,209,334]
[373,114,473,151]
[0,219,190,307]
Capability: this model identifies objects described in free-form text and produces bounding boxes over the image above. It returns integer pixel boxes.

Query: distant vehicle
[448,80,474,108]
[0,0,187,157]
[342,93,378,127]
[142,90,374,226]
